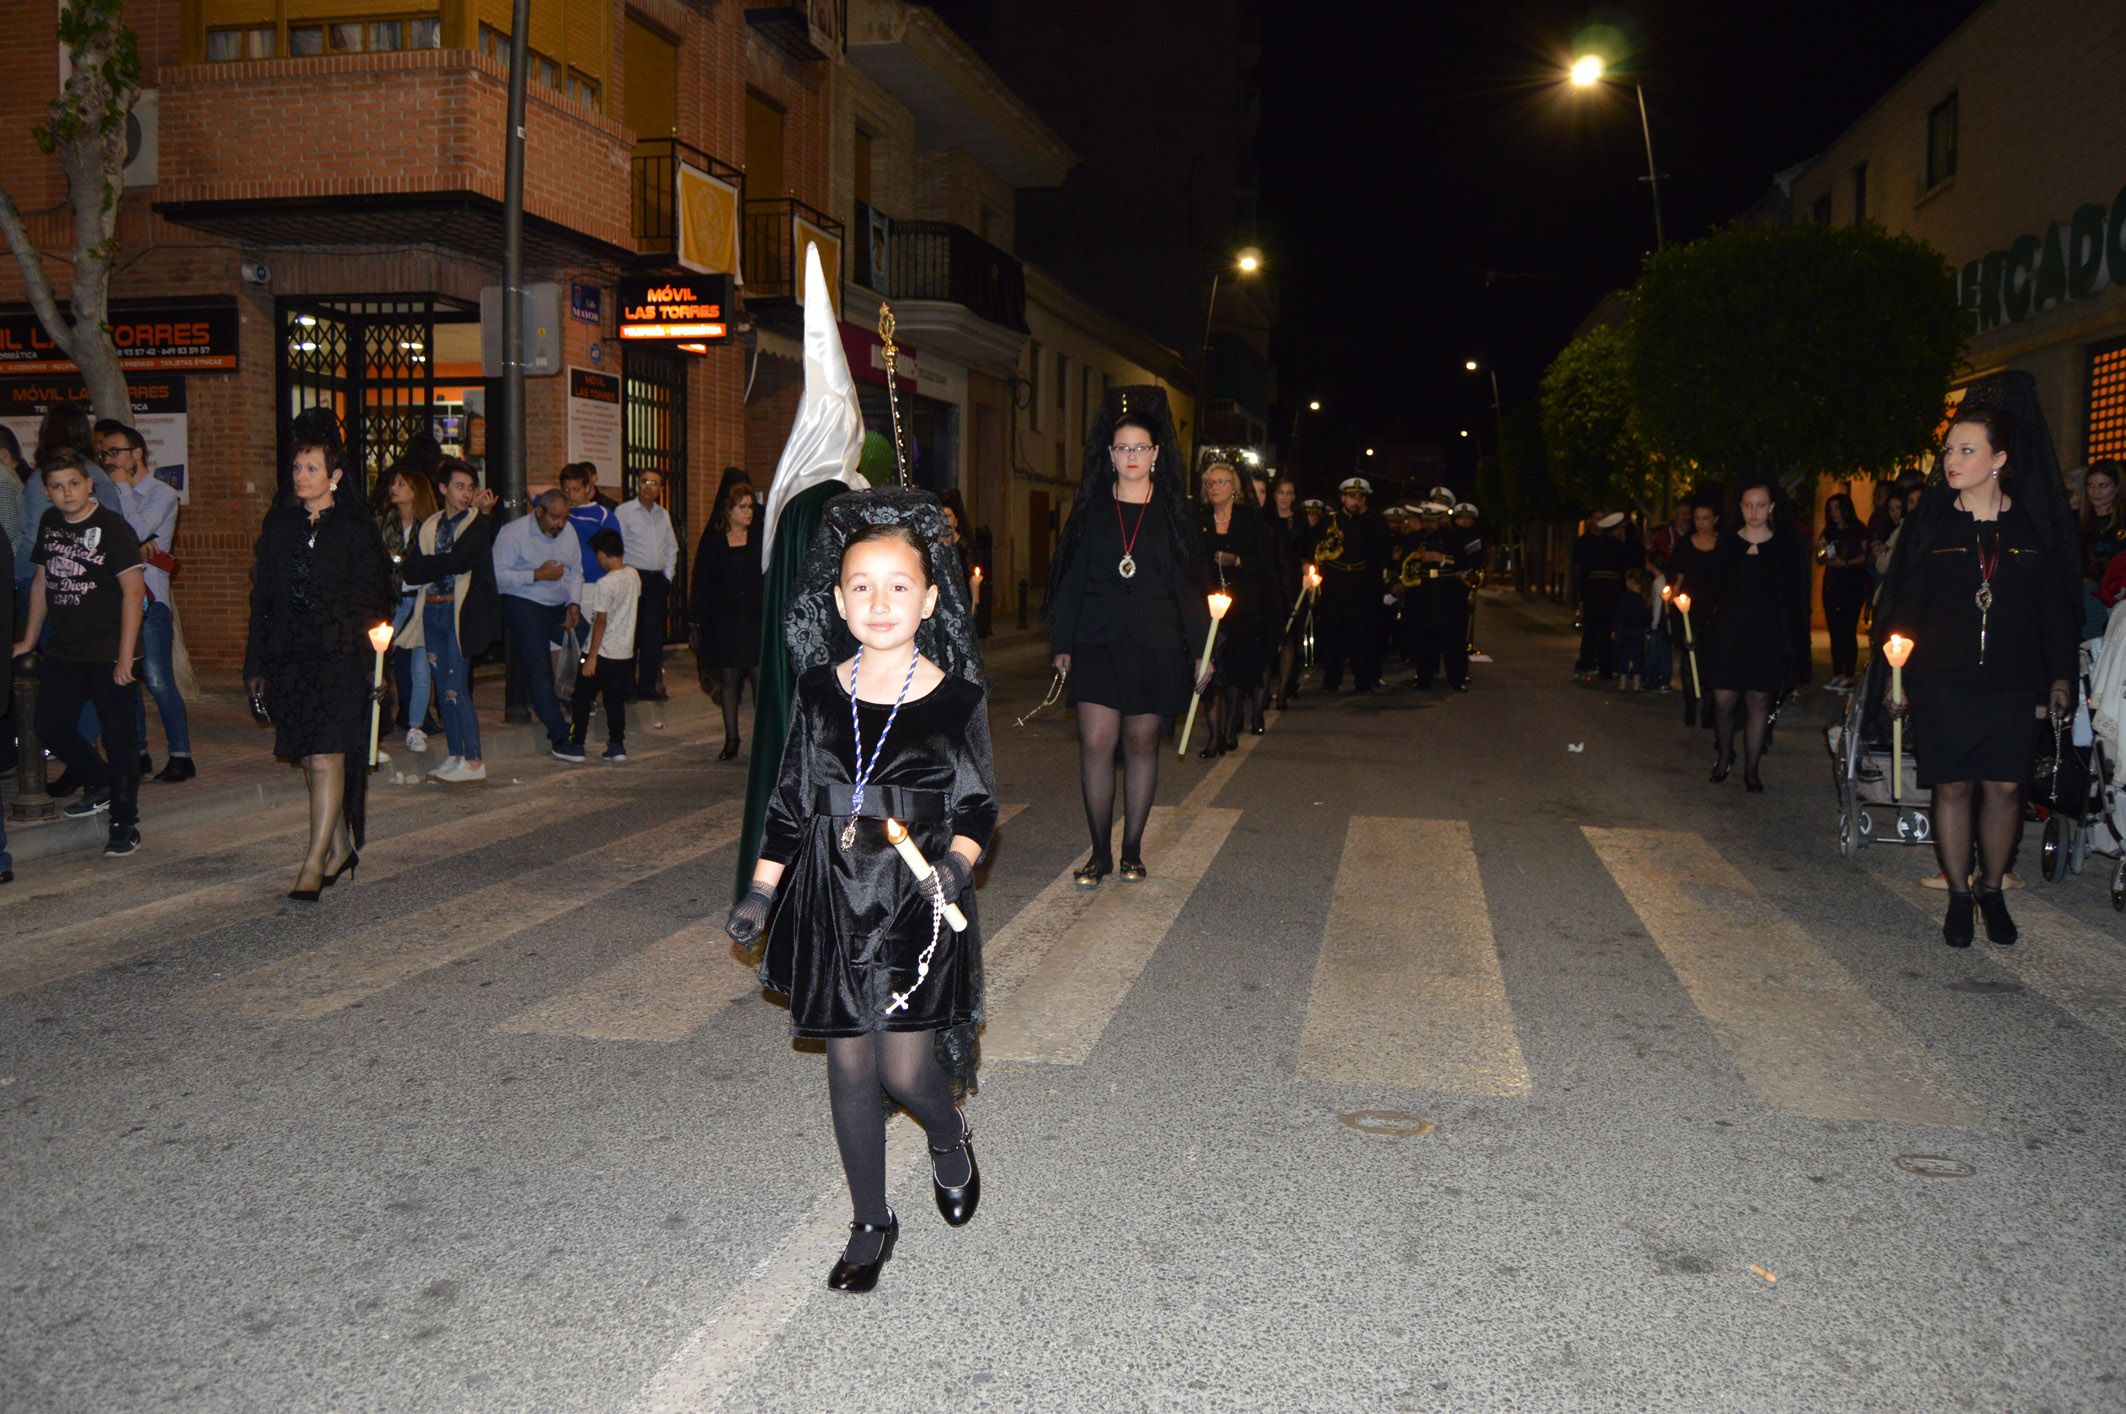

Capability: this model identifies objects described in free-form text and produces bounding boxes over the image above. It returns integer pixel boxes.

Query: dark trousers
[634,570,669,697]
[499,595,571,747]
[1412,585,1470,686]
[39,654,140,826]
[570,653,629,748]
[1316,579,1380,690]
[1824,581,1867,678]
[1579,585,1621,677]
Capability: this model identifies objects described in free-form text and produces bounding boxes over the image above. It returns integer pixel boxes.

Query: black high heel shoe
[1973,883,2018,946]
[717,737,739,761]
[1198,742,1222,759]
[931,1118,979,1227]
[826,1209,898,1293]
[1709,758,1733,784]
[1074,855,1112,887]
[1942,892,1975,948]
[1743,773,1764,794]
[322,850,360,888]
[288,878,323,903]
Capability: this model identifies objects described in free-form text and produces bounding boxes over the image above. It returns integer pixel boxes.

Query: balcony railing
[741,197,846,301]
[852,203,1027,333]
[631,138,744,256]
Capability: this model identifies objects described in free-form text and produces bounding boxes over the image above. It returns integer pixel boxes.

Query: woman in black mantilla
[1698,480,1806,791]
[1879,372,2080,948]
[723,489,994,1295]
[1046,392,1210,885]
[244,418,396,900]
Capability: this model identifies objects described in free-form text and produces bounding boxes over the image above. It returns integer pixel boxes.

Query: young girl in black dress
[1699,481,1805,792]
[723,491,995,1294]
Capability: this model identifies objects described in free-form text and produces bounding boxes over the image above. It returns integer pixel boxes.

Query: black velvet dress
[691,529,763,671]
[1700,531,1803,694]
[758,663,999,1043]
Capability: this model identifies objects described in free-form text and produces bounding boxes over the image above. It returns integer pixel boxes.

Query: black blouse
[245,502,395,678]
[1881,504,2078,691]
[1048,489,1209,658]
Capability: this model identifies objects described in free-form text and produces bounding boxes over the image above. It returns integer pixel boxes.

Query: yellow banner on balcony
[677,163,742,280]
[794,216,842,320]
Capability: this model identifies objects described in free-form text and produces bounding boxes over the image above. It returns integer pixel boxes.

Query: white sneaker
[454,760,487,782]
[405,727,429,752]
[428,755,462,780]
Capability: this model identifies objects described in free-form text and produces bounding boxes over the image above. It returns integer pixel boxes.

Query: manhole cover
[1337,1110,1436,1138]
[1893,1154,1975,1179]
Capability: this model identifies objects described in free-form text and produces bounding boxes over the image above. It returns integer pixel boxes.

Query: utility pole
[499,0,531,517]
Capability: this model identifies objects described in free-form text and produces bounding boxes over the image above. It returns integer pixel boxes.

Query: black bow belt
[814,784,948,823]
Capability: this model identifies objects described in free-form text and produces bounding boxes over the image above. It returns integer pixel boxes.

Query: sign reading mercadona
[616,274,731,343]
[1961,183,2126,336]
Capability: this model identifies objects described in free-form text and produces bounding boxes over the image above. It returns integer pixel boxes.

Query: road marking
[182,803,742,1021]
[497,806,1025,1044]
[1298,817,1531,1095]
[1892,885,2126,1051]
[982,805,1240,1065]
[1586,827,1978,1126]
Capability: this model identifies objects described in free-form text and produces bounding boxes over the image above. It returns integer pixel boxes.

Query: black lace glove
[725,882,776,946]
[2049,679,2074,725]
[924,851,974,906]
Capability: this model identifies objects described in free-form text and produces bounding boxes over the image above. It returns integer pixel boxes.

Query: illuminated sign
[0,298,239,374]
[617,273,732,343]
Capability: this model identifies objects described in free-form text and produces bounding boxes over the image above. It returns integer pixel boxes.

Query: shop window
[206,25,275,60]
[1851,162,1868,223]
[1926,92,1957,189]
[2089,339,2126,463]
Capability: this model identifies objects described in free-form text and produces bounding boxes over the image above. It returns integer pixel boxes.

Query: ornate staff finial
[878,303,911,488]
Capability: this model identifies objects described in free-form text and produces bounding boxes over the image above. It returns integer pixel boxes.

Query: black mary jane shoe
[827,1210,898,1294]
[931,1120,980,1227]
[1973,884,2018,946]
[1074,856,1113,888]
[1709,759,1733,784]
[1118,858,1148,883]
[1942,892,1975,948]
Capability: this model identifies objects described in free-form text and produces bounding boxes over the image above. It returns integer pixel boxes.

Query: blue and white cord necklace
[841,645,919,850]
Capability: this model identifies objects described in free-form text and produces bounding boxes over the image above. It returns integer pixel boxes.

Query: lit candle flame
[1208,590,1233,621]
[367,621,395,653]
[1883,633,1914,669]
[1674,592,1691,615]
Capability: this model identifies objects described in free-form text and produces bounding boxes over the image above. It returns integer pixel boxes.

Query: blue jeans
[1645,618,1673,688]
[423,598,481,761]
[132,601,192,758]
[500,595,571,748]
[390,593,433,730]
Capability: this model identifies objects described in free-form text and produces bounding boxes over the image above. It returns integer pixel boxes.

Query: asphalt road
[5,593,2123,1411]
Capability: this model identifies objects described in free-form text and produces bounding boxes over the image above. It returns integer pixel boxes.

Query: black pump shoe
[827,1210,898,1293]
[1709,759,1733,784]
[1942,892,1975,948]
[322,850,360,888]
[1744,773,1765,794]
[931,1118,980,1227]
[1074,855,1112,887]
[1974,884,2018,946]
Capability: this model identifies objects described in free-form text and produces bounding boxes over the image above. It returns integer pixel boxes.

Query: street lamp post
[1570,55,1665,251]
[1287,398,1320,471]
[1199,249,1264,463]
[1464,358,1505,444]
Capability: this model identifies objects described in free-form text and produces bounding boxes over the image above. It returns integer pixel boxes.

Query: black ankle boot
[827,1209,898,1293]
[1942,892,1975,948]
[931,1117,979,1227]
[1973,883,2017,946]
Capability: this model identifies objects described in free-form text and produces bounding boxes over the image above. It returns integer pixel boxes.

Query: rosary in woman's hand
[924,851,973,905]
[2049,679,2074,724]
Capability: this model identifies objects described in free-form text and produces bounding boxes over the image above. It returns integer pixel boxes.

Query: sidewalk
[1,629,1055,868]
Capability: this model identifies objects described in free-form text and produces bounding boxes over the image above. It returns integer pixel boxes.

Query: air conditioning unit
[123,89,158,188]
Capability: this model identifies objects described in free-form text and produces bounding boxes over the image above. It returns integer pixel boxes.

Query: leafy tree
[1540,323,1662,512]
[0,0,141,424]
[1625,221,1964,484]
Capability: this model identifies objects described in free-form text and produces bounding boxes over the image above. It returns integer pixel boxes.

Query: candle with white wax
[883,818,968,931]
[1883,633,1914,801]
[1177,590,1234,757]
[1674,591,1702,699]
[366,621,395,767]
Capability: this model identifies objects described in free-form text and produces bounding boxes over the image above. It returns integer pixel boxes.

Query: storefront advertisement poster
[0,376,189,503]
[566,366,624,489]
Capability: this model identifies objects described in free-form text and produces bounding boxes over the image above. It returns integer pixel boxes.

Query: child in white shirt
[562,529,640,763]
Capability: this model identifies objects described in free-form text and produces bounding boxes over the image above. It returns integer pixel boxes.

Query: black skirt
[1066,637,1191,717]
[1910,681,2040,787]
[265,652,373,760]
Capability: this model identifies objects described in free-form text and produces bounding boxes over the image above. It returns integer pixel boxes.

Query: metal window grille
[2089,339,2126,463]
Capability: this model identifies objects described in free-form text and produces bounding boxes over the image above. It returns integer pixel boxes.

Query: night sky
[1256,0,1988,482]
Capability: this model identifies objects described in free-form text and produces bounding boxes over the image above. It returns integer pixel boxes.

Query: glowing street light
[1568,50,1664,249]
[1464,359,1479,372]
[1569,53,1605,86]
[1308,399,1321,412]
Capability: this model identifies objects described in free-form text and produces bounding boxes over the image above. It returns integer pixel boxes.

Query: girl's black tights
[1931,779,2021,889]
[1075,704,1163,863]
[1712,688,1771,782]
[717,667,753,745]
[826,1030,967,1261]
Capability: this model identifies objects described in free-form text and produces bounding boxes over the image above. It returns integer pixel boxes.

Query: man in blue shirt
[560,462,620,584]
[492,488,583,755]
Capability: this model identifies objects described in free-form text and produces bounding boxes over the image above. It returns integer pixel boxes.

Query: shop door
[277,295,479,494]
[624,347,689,635]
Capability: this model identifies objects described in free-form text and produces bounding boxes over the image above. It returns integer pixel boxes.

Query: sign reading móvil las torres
[617,274,732,343]
[0,298,239,375]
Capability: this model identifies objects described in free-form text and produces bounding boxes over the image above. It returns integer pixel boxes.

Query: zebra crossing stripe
[1586,827,1979,1126]
[1298,817,1532,1096]
[982,805,1241,1066]
[1894,885,2126,1051]
[181,803,743,1022]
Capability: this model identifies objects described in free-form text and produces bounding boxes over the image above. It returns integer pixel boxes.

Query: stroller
[1827,652,1929,856]
[2031,636,2126,910]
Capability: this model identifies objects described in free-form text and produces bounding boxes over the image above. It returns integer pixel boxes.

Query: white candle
[366,621,395,767]
[883,818,968,932]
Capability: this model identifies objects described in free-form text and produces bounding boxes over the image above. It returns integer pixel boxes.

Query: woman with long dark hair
[1818,492,1871,691]
[692,476,763,760]
[1880,374,2079,947]
[1263,473,1305,710]
[244,423,396,899]
[369,461,440,747]
[1698,481,1806,792]
[1047,393,1209,884]
[1194,460,1274,755]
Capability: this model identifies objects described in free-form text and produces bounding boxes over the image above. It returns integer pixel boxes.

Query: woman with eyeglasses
[1195,460,1274,753]
[1047,396,1210,885]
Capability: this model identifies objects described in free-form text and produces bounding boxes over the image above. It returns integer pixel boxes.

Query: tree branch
[0,183,80,359]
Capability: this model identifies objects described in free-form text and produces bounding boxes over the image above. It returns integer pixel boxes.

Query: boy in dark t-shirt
[9,452,146,855]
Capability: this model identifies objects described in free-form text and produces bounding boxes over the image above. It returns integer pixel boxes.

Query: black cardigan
[244,501,396,678]
[1879,503,2078,692]
[1048,489,1208,660]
